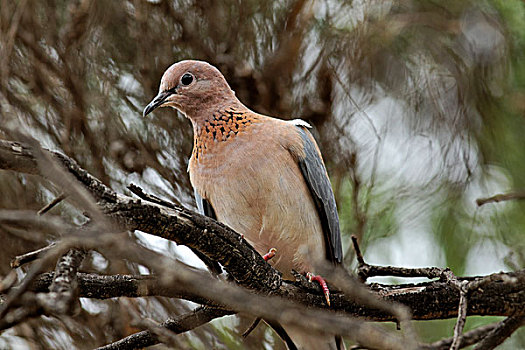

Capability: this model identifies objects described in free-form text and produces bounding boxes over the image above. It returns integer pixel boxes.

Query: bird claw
[306,272,331,306]
[263,248,277,261]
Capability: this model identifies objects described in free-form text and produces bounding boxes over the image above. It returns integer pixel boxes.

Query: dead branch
[0,139,281,292]
[1,139,524,350]
[30,272,219,306]
[476,191,525,206]
[96,306,233,350]
[39,248,86,315]
[419,323,498,349]
[2,213,413,349]
[352,235,445,282]
[473,312,525,350]
[10,242,56,268]
[1,140,523,319]
[449,280,468,350]
[38,193,66,215]
[23,269,524,322]
[351,234,525,348]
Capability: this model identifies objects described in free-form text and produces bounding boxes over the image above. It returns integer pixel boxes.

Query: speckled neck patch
[193,108,260,160]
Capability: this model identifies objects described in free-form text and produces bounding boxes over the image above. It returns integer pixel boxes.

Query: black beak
[143,91,173,117]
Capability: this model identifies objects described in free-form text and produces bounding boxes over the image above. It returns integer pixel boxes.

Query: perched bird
[144,60,344,350]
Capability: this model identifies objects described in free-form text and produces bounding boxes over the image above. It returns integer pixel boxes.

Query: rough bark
[28,270,525,321]
[1,139,524,350]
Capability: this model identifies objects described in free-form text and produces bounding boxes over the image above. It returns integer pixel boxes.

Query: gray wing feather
[195,189,217,219]
[296,127,343,264]
[193,189,222,274]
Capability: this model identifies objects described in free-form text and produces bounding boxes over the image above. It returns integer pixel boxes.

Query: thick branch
[1,139,524,349]
[30,272,217,306]
[0,140,280,292]
[2,140,525,320]
[26,269,525,322]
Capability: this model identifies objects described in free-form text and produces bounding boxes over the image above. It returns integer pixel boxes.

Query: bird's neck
[191,104,260,161]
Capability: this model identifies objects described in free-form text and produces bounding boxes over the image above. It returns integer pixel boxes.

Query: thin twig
[351,235,365,265]
[419,323,498,349]
[349,154,367,249]
[10,242,56,268]
[0,242,71,319]
[16,133,109,225]
[127,183,177,209]
[324,264,417,347]
[242,317,262,338]
[96,306,233,349]
[473,312,525,350]
[449,281,469,350]
[119,298,184,349]
[476,191,525,206]
[1,228,123,325]
[0,295,42,331]
[38,193,66,215]
[351,235,445,282]
[0,270,18,293]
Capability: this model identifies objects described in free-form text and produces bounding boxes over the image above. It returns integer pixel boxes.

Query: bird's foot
[262,248,277,261]
[306,272,331,306]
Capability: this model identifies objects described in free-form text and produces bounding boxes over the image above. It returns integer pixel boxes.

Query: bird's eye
[181,73,194,86]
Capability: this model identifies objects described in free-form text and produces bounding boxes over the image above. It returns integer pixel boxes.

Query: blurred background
[1,0,524,349]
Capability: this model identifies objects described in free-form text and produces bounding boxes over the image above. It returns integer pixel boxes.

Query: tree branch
[11,242,56,268]
[473,312,525,350]
[352,235,446,282]
[1,139,524,349]
[2,139,524,321]
[0,139,281,293]
[38,248,86,315]
[420,323,498,350]
[96,306,233,350]
[25,268,525,323]
[476,191,525,206]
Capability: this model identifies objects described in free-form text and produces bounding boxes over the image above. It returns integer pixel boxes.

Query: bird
[144,60,344,350]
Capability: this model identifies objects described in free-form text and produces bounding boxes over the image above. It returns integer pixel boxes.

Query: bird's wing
[193,189,223,274]
[294,125,343,264]
[195,188,218,219]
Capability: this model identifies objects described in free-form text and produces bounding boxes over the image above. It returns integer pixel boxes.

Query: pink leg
[307,272,331,306]
[263,248,277,261]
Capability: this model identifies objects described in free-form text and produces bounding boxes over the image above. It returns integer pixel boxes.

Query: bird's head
[143,60,237,120]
